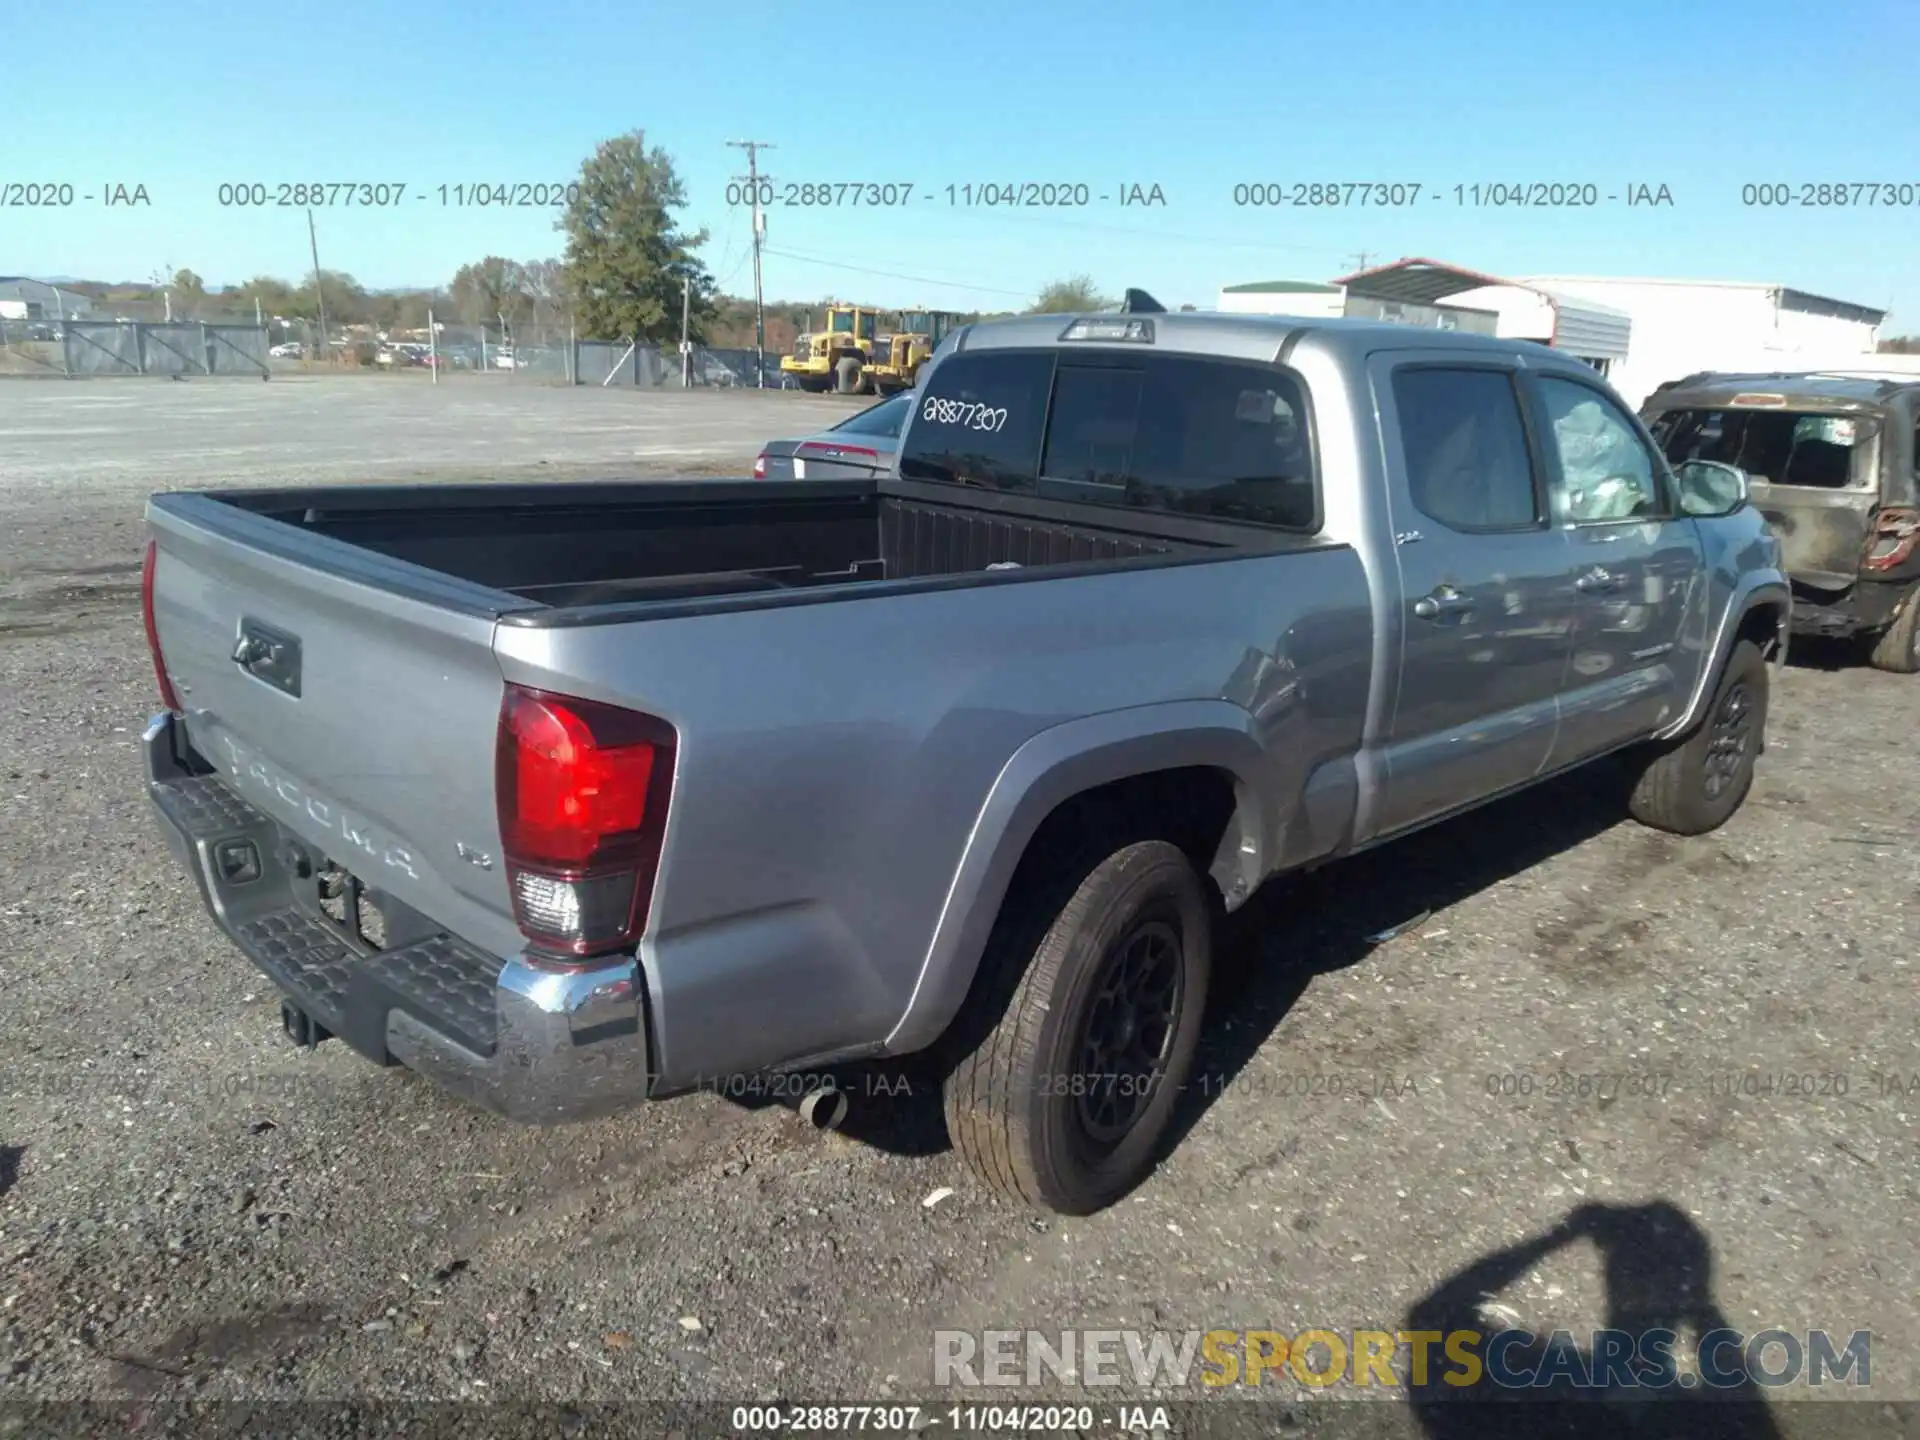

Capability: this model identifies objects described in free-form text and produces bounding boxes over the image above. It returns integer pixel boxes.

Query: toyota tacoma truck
[142,310,1788,1214]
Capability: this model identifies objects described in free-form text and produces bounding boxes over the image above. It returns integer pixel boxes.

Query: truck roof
[950,309,1549,367]
[1642,371,1920,411]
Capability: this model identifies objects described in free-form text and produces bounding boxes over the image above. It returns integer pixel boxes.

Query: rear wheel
[941,841,1210,1215]
[1866,588,1920,673]
[1626,639,1768,835]
[834,355,864,395]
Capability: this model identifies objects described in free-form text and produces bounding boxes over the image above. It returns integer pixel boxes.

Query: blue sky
[4,0,1915,326]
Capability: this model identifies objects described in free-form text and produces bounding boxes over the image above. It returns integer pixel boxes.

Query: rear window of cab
[898,348,1318,531]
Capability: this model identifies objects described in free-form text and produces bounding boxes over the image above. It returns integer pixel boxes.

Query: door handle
[1575,567,1623,594]
[1412,586,1474,621]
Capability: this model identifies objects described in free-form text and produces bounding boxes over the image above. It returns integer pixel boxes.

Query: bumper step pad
[155,775,503,1058]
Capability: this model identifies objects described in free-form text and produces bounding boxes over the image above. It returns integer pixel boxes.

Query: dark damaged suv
[1643,373,1920,672]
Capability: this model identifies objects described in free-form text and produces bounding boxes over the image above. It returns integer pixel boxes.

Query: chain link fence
[566,342,788,389]
[0,317,796,386]
[3,286,793,388]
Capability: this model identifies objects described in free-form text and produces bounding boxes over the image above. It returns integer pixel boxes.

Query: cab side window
[1538,376,1666,522]
[1392,367,1542,532]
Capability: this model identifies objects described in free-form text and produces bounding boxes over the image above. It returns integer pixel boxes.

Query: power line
[762,246,1031,299]
[929,203,1355,257]
[727,139,773,386]
[710,208,749,289]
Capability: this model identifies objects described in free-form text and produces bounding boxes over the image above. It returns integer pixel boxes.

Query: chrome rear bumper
[144,711,653,1123]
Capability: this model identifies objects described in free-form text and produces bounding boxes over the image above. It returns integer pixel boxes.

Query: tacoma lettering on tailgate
[218,735,420,880]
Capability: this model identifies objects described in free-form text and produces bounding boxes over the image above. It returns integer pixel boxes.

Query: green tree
[521,258,570,314]
[169,268,207,310]
[1028,275,1112,314]
[450,257,530,328]
[233,274,298,317]
[274,269,369,327]
[561,131,715,342]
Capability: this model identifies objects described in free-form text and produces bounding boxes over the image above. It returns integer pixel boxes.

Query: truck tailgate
[147,495,525,962]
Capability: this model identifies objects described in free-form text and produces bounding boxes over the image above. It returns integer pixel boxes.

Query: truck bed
[196,478,1256,614]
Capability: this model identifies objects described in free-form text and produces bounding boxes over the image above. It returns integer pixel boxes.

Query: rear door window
[1392,367,1542,531]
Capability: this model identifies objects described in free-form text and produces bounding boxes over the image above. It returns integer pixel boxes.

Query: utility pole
[307,209,330,361]
[1344,251,1375,274]
[728,139,773,387]
[680,274,691,388]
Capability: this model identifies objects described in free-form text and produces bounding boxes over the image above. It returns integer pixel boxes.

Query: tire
[1626,639,1768,835]
[941,840,1210,1215]
[834,355,863,395]
[1866,588,1920,673]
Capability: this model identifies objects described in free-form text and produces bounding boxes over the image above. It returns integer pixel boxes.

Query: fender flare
[883,701,1274,1056]
[1656,575,1790,743]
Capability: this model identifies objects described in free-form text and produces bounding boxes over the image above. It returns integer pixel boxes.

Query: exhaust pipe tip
[799,1086,848,1132]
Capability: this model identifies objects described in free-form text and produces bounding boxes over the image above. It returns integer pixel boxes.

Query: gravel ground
[0,379,1914,1431]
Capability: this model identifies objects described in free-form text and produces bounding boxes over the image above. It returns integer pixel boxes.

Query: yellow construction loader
[779,303,886,394]
[865,309,964,394]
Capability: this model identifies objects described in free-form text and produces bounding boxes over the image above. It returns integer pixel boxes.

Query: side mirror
[1673,459,1749,517]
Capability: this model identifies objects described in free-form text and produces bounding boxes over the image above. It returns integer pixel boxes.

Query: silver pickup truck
[142,311,1787,1214]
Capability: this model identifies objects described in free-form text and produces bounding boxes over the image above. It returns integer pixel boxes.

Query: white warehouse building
[1219,260,1898,408]
[1330,259,1890,408]
[1517,273,1888,406]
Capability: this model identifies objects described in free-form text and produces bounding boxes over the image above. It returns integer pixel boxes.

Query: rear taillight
[752,452,767,479]
[1862,507,1920,572]
[495,685,675,960]
[141,539,182,711]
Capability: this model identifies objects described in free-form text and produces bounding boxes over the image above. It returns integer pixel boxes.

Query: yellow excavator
[865,309,965,394]
[779,303,886,394]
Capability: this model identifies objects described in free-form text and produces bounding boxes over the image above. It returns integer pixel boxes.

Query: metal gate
[53,322,271,378]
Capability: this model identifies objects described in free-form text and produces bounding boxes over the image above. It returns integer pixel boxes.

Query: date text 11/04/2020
[724,181,1168,208]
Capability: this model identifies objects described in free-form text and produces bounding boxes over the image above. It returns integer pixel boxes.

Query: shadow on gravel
[0,1144,21,1199]
[1784,635,1866,672]
[1159,758,1636,1160]
[740,757,1639,1170]
[1401,1200,1782,1439]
